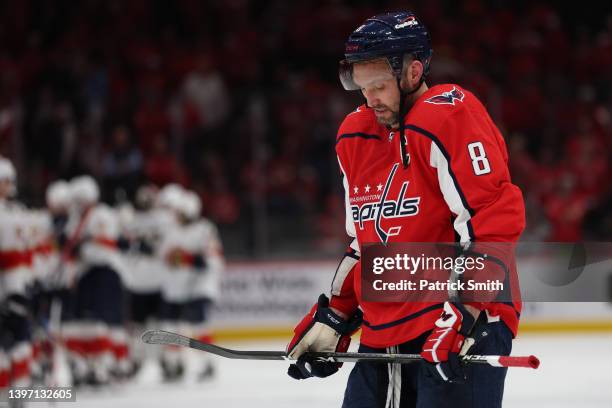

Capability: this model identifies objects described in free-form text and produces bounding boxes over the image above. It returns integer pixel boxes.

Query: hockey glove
[421,301,477,383]
[287,294,362,380]
[117,235,132,252]
[137,238,154,255]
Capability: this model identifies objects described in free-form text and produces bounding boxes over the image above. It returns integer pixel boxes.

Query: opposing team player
[158,188,224,381]
[28,179,74,384]
[286,12,525,407]
[0,157,34,390]
[44,180,73,295]
[27,204,57,383]
[121,184,175,376]
[61,175,127,386]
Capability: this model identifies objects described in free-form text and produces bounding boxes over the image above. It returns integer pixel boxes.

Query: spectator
[101,125,143,202]
[144,133,186,187]
[0,0,610,251]
[182,53,230,133]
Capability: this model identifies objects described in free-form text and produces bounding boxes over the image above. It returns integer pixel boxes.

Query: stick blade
[141,330,190,347]
[141,329,286,360]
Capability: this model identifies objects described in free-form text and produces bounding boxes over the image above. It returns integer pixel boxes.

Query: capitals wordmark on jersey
[350,163,421,243]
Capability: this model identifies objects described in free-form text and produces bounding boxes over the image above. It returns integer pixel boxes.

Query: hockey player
[0,157,34,390]
[26,207,56,383]
[286,12,525,408]
[121,184,175,377]
[158,188,224,381]
[27,179,75,385]
[44,180,73,293]
[122,184,166,328]
[61,175,127,386]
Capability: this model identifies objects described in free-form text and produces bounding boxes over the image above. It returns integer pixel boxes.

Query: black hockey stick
[141,330,539,369]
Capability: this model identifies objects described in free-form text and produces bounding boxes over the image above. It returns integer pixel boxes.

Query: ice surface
[505,333,612,407]
[44,333,612,408]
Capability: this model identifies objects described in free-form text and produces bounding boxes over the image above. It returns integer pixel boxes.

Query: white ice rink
[45,333,612,408]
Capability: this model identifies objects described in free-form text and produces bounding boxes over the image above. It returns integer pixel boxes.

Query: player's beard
[373,105,400,128]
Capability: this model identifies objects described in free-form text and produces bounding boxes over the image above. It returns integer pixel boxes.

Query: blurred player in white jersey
[25,179,74,385]
[158,187,224,381]
[44,180,73,295]
[61,175,128,386]
[26,206,56,383]
[122,184,178,377]
[0,157,34,390]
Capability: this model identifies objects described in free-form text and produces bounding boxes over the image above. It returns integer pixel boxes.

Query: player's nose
[363,91,379,107]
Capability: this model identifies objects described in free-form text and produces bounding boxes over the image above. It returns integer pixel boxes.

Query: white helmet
[181,190,202,220]
[0,156,17,197]
[0,157,16,181]
[70,175,100,207]
[116,202,135,228]
[135,184,159,209]
[155,183,184,213]
[46,180,71,210]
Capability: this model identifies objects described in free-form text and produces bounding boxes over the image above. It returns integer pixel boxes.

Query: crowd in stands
[0,0,610,256]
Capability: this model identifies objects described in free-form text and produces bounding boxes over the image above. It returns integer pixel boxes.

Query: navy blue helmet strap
[397,74,426,169]
[398,77,409,169]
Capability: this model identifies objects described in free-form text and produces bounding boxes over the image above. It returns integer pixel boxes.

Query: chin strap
[396,77,424,169]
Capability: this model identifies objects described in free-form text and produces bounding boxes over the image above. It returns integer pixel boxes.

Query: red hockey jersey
[330,84,525,348]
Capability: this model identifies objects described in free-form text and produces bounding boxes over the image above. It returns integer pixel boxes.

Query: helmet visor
[339,59,361,91]
[339,58,399,91]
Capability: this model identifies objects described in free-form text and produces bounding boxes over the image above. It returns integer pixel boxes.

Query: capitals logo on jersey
[350,163,421,243]
[425,86,465,105]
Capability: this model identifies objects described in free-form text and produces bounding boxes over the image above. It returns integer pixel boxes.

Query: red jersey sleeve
[329,239,360,315]
[329,105,375,316]
[407,87,525,316]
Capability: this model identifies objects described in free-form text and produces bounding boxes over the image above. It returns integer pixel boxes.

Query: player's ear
[400,59,423,89]
[409,60,424,87]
